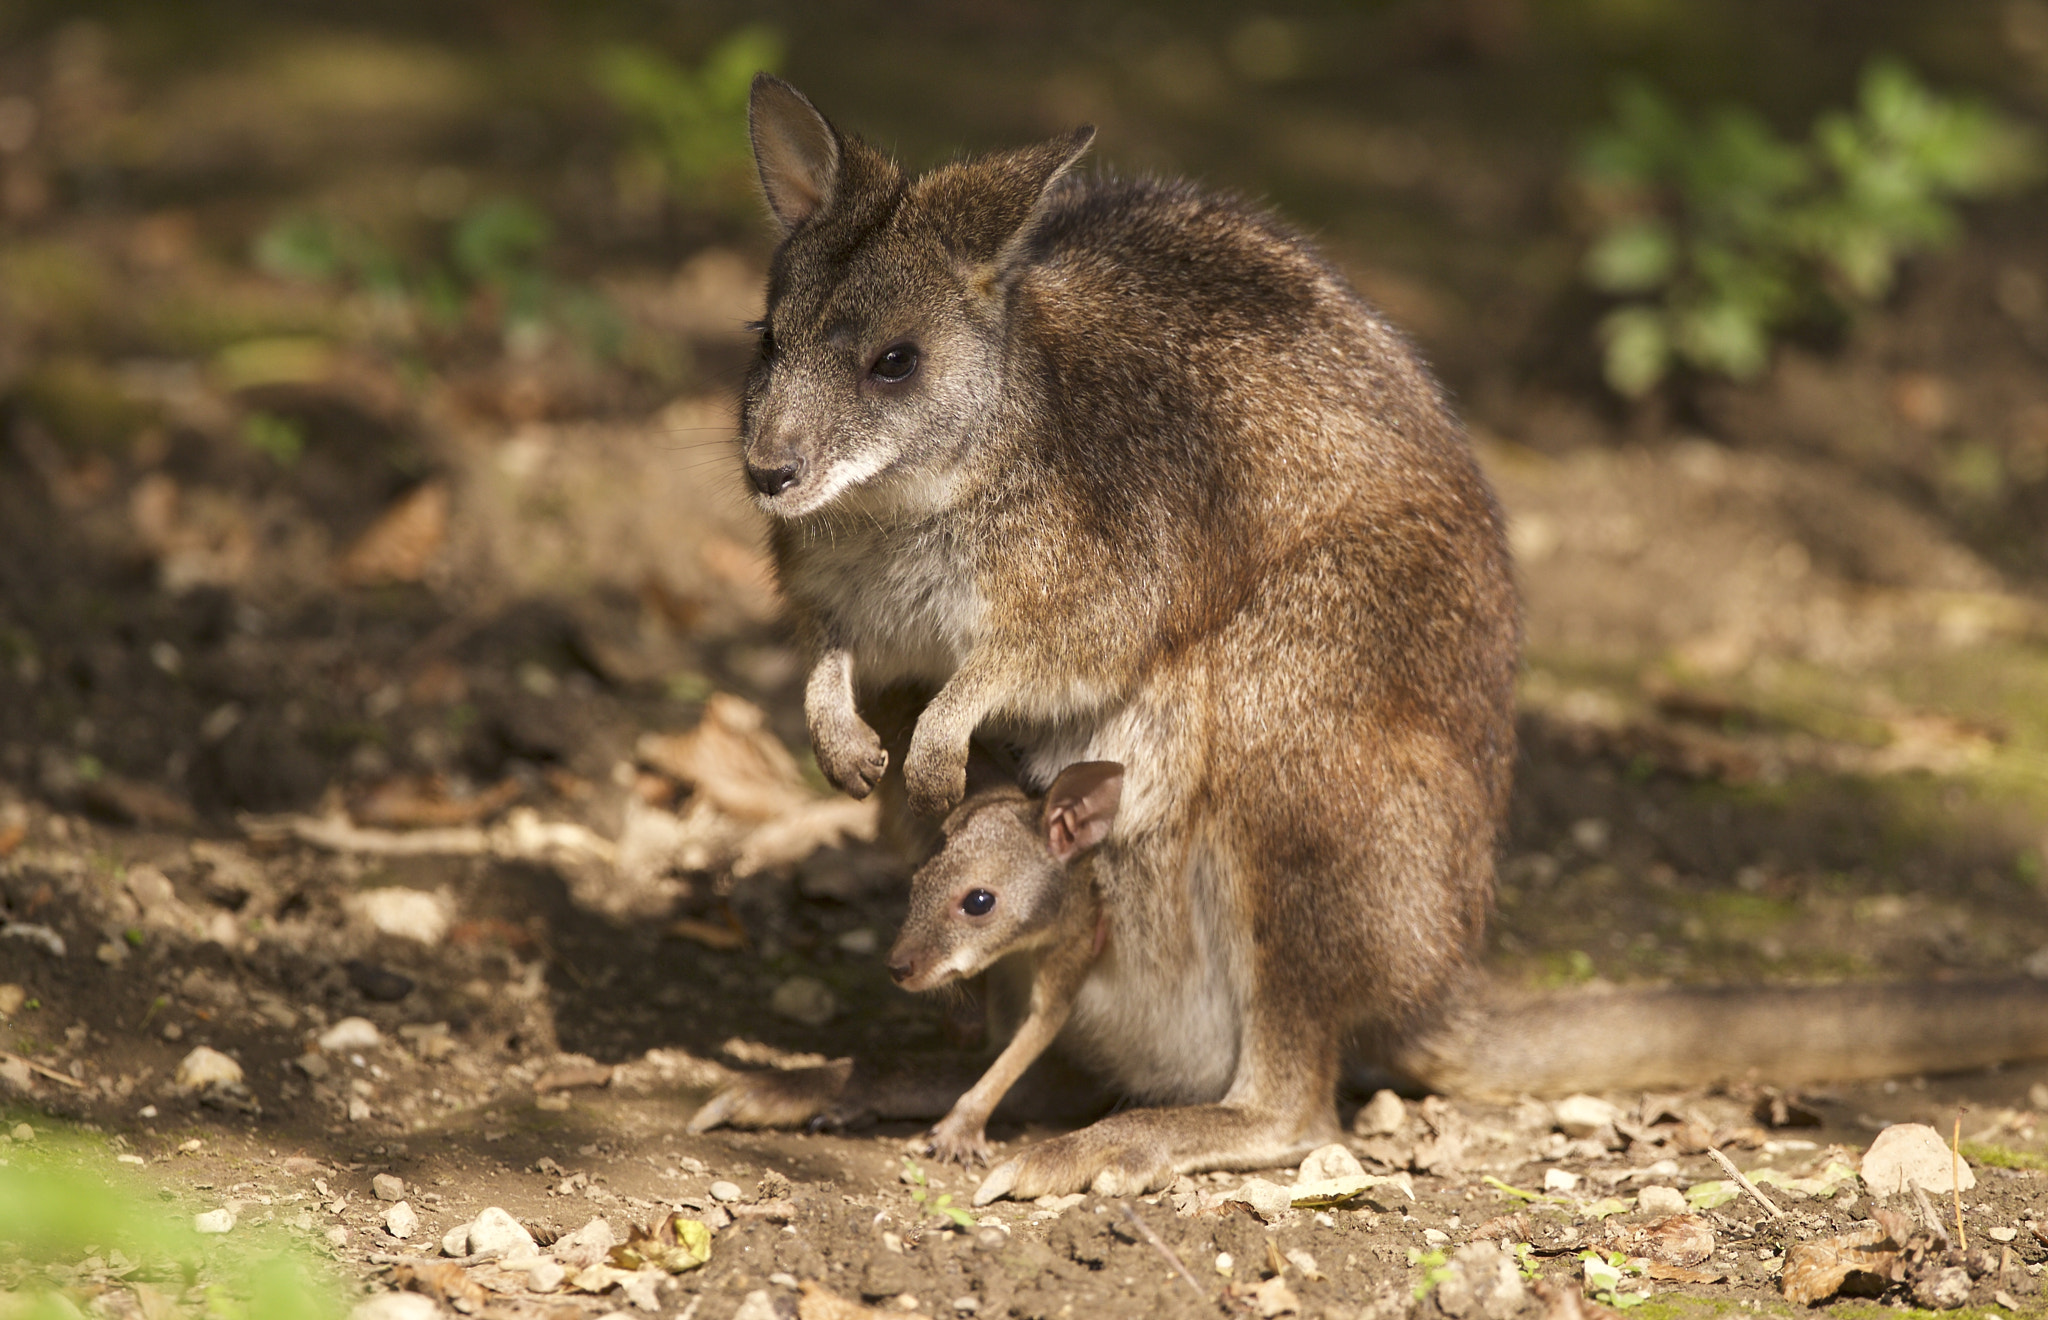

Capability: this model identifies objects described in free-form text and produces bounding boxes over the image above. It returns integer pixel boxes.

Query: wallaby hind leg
[688,1048,1110,1137]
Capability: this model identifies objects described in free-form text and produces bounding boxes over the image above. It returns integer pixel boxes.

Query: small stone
[441,1221,473,1256]
[1543,1168,1580,1193]
[1912,1264,1973,1311]
[1251,1274,1300,1317]
[953,1298,980,1314]
[1553,1094,1620,1138]
[552,1216,617,1269]
[347,1096,373,1122]
[318,1017,382,1053]
[836,928,879,955]
[346,960,416,1002]
[1637,1185,1687,1216]
[174,1046,244,1092]
[1223,1177,1294,1220]
[1297,1143,1366,1183]
[373,1173,405,1201]
[508,1256,566,1291]
[709,1180,743,1203]
[11,1123,34,1142]
[1429,1240,1529,1320]
[349,1294,443,1320]
[294,1052,330,1080]
[731,1291,779,1320]
[347,888,451,945]
[1860,1123,1976,1197]
[1354,1089,1407,1136]
[384,1201,418,1239]
[0,984,25,1017]
[1424,1228,1450,1245]
[769,1272,800,1289]
[769,975,837,1027]
[1988,1227,2019,1244]
[194,1208,236,1234]
[466,1206,539,1260]
[96,940,128,966]
[325,1226,350,1248]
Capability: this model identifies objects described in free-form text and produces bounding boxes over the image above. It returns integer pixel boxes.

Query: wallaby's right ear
[749,74,840,235]
[1043,761,1124,863]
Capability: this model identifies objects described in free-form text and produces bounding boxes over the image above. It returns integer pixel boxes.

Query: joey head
[889,761,1120,1167]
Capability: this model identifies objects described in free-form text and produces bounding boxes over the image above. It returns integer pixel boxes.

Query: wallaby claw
[972,1158,1021,1207]
[904,747,968,819]
[924,1121,993,1168]
[815,718,888,800]
[684,1061,855,1134]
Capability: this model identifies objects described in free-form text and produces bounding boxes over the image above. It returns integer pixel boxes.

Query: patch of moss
[1958,1140,2048,1171]
[14,356,157,455]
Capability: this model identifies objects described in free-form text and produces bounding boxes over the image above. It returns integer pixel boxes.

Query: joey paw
[903,742,968,819]
[814,715,888,800]
[924,1118,993,1168]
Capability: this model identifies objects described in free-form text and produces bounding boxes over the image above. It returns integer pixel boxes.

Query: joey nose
[745,458,805,497]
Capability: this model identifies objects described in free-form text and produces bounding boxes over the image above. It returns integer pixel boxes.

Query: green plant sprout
[1580,1249,1651,1309]
[901,1158,978,1230]
[596,26,783,207]
[1579,59,2038,396]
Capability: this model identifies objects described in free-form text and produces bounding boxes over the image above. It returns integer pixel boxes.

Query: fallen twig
[1119,1202,1208,1301]
[368,1250,502,1268]
[1706,1146,1783,1219]
[0,1049,87,1090]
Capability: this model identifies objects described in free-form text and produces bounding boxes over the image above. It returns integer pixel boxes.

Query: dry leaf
[666,917,747,951]
[1781,1223,1900,1306]
[391,1261,489,1309]
[534,1063,614,1093]
[352,775,521,828]
[1599,1214,1715,1268]
[637,694,811,821]
[340,481,448,585]
[609,1213,711,1273]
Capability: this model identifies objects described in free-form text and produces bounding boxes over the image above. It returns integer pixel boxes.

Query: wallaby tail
[1395,977,2048,1098]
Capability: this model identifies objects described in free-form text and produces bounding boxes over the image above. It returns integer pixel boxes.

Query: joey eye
[960,888,996,918]
[869,343,919,383]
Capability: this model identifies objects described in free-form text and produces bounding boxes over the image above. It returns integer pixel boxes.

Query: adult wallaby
[700,75,2048,1202]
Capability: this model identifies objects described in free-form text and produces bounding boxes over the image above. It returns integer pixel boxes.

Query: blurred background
[2,0,2047,1084]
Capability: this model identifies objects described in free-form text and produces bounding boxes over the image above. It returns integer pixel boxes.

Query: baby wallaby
[888,761,1121,1166]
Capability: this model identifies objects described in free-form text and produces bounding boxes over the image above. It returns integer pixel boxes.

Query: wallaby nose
[745,458,804,498]
[887,956,916,985]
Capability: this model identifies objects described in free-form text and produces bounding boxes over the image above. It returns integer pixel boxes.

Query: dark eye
[870,343,919,383]
[960,888,996,918]
[749,320,775,360]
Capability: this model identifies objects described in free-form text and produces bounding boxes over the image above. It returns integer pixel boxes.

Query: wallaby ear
[1043,760,1123,863]
[750,74,840,234]
[988,125,1094,273]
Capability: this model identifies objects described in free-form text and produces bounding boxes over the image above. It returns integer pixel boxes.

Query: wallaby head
[887,761,1123,993]
[740,74,1094,519]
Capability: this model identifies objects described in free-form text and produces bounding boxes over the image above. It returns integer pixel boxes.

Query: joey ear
[749,74,841,234]
[1042,760,1123,863]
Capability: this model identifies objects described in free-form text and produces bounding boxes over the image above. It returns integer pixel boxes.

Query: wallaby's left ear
[749,73,841,234]
[937,125,1092,282]
[1043,760,1123,863]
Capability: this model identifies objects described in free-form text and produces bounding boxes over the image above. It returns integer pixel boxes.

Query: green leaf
[1597,305,1671,397]
[1584,220,1675,293]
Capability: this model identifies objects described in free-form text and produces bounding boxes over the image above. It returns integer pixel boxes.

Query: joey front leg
[903,658,1001,818]
[926,939,1093,1166]
[805,648,887,799]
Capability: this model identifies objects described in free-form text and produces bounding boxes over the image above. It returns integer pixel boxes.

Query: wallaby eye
[869,342,919,383]
[960,888,996,918]
[748,320,775,360]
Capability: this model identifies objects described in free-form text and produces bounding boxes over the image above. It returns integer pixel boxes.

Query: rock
[506,1256,565,1291]
[1297,1143,1365,1183]
[441,1221,474,1257]
[466,1206,539,1260]
[0,1058,32,1094]
[325,1226,350,1249]
[1426,1241,1529,1320]
[1912,1265,1973,1310]
[193,1208,235,1234]
[11,1123,34,1142]
[293,1052,330,1080]
[1637,1185,1687,1216]
[553,1216,617,1269]
[732,1291,778,1320]
[346,888,452,945]
[350,1294,444,1320]
[384,1202,418,1239]
[1553,1094,1620,1139]
[372,1173,405,1201]
[1860,1123,1976,1197]
[769,975,837,1027]
[346,960,416,1002]
[174,1046,244,1092]
[0,984,24,1017]
[1249,1274,1300,1317]
[1222,1177,1294,1220]
[709,1180,743,1203]
[1354,1089,1406,1136]
[1543,1168,1580,1193]
[319,1017,383,1053]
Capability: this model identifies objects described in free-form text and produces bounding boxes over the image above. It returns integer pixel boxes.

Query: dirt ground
[4,5,2048,1318]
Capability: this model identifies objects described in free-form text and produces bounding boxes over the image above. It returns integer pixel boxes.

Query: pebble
[1423,1228,1450,1245]
[506,1256,566,1291]
[552,1216,618,1269]
[294,1052,331,1080]
[384,1202,418,1239]
[349,1294,442,1320]
[732,1291,779,1320]
[1354,1089,1407,1136]
[1989,1227,2019,1243]
[347,888,452,945]
[11,1123,33,1142]
[1552,1094,1620,1139]
[466,1206,539,1260]
[325,1226,350,1248]
[769,975,837,1027]
[193,1208,236,1234]
[1637,1185,1687,1216]
[173,1046,244,1092]
[953,1298,980,1315]
[1297,1143,1366,1182]
[373,1173,405,1201]
[0,984,25,1017]
[318,1017,383,1053]
[1543,1168,1581,1193]
[1860,1123,1976,1196]
[441,1221,473,1257]
[710,1180,744,1203]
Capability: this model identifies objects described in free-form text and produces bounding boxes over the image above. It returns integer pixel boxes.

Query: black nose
[746,459,804,497]
[887,958,915,985]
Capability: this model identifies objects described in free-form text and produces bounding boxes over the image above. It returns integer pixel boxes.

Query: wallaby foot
[924,1109,996,1167]
[686,1062,858,1134]
[971,1103,1339,1205]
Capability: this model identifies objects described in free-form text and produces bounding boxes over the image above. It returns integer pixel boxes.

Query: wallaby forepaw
[814,717,888,800]
[925,1118,994,1168]
[685,1062,854,1133]
[904,744,968,819]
